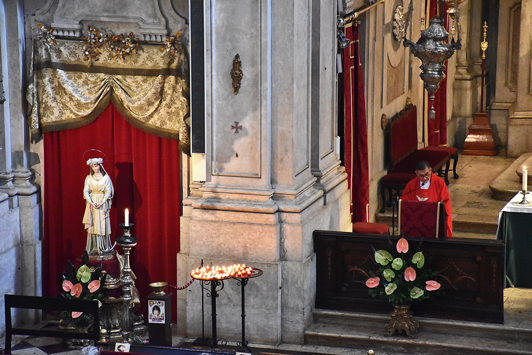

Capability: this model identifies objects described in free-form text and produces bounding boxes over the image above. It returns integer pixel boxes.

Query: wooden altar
[314,231,504,324]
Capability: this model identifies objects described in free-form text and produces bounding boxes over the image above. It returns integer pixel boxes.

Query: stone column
[451,0,483,146]
[0,0,41,331]
[491,0,529,155]
[178,0,349,345]
[507,0,532,156]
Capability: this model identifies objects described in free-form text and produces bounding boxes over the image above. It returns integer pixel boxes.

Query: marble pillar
[492,0,532,156]
[507,0,532,156]
[450,0,483,147]
[178,0,350,345]
[0,0,41,333]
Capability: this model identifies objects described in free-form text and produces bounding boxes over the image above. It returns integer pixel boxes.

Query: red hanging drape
[427,1,449,146]
[43,102,181,321]
[343,23,369,224]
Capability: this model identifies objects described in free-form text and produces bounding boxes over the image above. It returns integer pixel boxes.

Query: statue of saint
[82,157,114,259]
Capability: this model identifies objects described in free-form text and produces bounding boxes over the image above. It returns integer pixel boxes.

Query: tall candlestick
[125,208,129,226]
[523,166,528,192]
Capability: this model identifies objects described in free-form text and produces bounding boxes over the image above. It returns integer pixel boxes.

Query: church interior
[1,0,532,354]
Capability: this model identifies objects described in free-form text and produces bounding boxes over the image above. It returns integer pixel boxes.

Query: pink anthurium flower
[396,238,409,254]
[366,277,380,288]
[62,280,73,292]
[88,280,101,293]
[72,311,83,318]
[426,280,441,291]
[404,267,416,282]
[71,283,83,298]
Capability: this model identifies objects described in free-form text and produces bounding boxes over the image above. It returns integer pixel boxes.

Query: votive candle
[125,208,129,226]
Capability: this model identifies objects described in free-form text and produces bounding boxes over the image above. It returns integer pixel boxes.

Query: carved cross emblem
[231,121,242,133]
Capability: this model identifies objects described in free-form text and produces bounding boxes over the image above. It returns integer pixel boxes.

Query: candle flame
[190,263,253,280]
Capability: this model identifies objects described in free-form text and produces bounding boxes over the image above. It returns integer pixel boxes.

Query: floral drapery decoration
[28,38,190,153]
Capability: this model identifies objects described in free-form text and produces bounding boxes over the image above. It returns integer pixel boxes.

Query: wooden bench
[4,295,100,354]
[380,105,459,213]
[313,230,504,324]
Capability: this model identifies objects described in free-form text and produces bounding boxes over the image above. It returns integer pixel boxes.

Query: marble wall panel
[0,199,21,255]
[211,1,262,178]
[189,218,279,262]
[51,0,167,34]
[0,247,20,334]
[317,0,337,171]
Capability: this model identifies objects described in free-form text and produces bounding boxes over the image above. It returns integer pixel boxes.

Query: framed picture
[115,343,130,352]
[148,300,165,324]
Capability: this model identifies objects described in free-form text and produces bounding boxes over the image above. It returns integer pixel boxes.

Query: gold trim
[435,201,441,238]
[342,0,385,24]
[398,199,402,236]
[34,61,185,78]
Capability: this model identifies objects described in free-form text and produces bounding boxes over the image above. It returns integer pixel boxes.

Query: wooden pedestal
[147,292,173,346]
[462,112,497,155]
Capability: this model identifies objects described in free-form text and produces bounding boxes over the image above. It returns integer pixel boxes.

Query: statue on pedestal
[83,157,115,260]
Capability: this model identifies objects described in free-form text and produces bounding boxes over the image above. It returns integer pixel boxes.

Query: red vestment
[400,172,452,237]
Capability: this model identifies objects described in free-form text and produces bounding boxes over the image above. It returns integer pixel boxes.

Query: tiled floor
[3,153,532,355]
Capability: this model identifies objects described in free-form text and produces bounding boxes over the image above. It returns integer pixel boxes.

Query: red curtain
[43,102,181,320]
[343,23,369,224]
[427,1,449,146]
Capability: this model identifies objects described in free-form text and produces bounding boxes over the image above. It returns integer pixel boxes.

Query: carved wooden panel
[314,231,504,323]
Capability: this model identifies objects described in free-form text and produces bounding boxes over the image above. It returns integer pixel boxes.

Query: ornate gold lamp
[402,1,462,119]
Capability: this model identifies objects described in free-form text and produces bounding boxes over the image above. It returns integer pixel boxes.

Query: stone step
[305,309,532,355]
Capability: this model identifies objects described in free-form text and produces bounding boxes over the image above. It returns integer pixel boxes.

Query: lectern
[398,200,446,238]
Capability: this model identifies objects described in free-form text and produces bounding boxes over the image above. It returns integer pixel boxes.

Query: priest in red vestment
[401,161,452,237]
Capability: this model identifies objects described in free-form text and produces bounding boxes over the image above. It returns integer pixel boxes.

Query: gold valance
[28,38,190,153]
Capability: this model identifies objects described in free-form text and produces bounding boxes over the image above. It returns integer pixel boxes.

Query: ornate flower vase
[59,315,94,348]
[384,304,419,338]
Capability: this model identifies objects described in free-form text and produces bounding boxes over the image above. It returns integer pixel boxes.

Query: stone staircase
[305,309,532,354]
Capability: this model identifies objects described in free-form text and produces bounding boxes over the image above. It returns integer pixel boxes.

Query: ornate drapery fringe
[28,38,190,153]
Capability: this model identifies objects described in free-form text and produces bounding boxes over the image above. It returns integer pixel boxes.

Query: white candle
[523,166,528,192]
[125,208,129,226]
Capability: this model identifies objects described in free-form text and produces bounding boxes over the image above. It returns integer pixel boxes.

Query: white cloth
[501,192,532,213]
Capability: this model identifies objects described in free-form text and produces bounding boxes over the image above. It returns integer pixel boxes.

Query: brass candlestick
[480,22,488,112]
[519,190,528,205]
[117,223,138,342]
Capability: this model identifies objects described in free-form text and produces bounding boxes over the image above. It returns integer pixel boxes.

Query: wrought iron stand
[235,268,263,352]
[201,279,224,349]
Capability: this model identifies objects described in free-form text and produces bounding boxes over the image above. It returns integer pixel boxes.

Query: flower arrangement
[365,237,441,305]
[61,252,106,326]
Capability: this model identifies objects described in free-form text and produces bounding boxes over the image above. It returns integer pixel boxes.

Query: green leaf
[375,250,393,265]
[81,251,89,266]
[392,258,403,270]
[383,269,396,282]
[412,252,425,268]
[66,260,77,280]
